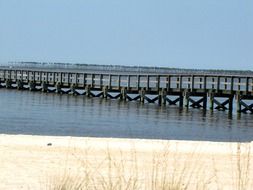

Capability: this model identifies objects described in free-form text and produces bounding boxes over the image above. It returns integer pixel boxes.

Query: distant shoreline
[1,61,252,75]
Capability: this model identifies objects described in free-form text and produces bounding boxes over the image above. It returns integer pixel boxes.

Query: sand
[0,134,252,190]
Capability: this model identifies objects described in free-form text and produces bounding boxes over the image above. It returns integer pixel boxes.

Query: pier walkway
[1,68,253,113]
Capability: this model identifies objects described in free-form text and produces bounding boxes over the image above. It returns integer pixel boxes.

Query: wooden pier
[1,68,253,113]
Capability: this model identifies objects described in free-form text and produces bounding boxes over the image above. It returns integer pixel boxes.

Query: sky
[0,0,252,70]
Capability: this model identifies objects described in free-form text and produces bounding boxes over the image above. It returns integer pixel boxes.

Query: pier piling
[183,90,190,108]
[140,88,145,103]
[17,80,23,90]
[209,92,214,111]
[42,82,48,93]
[29,81,36,91]
[120,87,127,101]
[5,79,12,89]
[236,93,242,113]
[55,82,62,94]
[85,85,91,97]
[103,86,108,99]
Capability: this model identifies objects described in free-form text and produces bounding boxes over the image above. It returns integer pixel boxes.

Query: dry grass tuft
[233,143,252,190]
[45,141,253,190]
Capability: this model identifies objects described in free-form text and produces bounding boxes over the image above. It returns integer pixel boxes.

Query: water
[0,89,253,142]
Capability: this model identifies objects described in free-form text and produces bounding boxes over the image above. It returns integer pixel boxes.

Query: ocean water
[0,89,253,142]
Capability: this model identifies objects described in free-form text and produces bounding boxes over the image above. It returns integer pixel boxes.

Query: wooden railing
[0,69,253,93]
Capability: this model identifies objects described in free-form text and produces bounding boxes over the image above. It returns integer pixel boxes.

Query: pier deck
[1,68,253,113]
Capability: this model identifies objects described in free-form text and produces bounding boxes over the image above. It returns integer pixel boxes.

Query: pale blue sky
[0,0,252,70]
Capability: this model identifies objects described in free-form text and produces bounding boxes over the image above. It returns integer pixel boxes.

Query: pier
[1,68,253,113]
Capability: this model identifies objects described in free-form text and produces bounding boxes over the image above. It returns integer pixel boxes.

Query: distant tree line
[3,61,253,76]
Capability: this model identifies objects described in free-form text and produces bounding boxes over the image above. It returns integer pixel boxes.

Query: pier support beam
[5,79,12,89]
[42,82,48,93]
[183,92,207,109]
[29,81,36,91]
[17,80,23,90]
[212,94,234,111]
[236,95,253,113]
[120,87,127,101]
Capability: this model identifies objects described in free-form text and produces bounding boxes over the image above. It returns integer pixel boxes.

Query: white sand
[0,134,252,190]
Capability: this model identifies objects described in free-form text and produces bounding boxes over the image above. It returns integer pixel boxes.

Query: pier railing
[1,68,253,113]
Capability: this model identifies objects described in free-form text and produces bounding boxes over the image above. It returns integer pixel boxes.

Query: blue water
[0,89,253,142]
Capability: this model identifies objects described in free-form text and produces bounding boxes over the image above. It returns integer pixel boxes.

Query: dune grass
[45,142,253,190]
[233,143,252,190]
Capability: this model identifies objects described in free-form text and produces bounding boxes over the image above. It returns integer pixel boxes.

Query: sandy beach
[0,134,252,190]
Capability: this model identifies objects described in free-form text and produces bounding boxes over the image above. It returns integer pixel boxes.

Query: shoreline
[0,134,253,189]
[1,133,253,152]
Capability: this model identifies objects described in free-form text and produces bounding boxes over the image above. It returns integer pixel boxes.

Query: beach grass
[0,135,252,190]
[45,142,252,190]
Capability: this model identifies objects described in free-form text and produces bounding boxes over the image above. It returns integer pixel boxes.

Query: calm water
[0,89,253,142]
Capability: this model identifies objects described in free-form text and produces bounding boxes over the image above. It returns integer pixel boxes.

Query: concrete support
[29,81,36,91]
[103,86,108,99]
[42,82,48,93]
[5,79,12,89]
[85,85,91,97]
[140,88,145,103]
[158,89,167,106]
[120,87,127,101]
[17,80,23,90]
[55,82,62,94]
